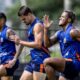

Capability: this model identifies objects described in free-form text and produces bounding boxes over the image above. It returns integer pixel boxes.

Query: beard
[23,21,30,25]
[25,23,30,25]
[58,22,64,26]
[59,20,68,27]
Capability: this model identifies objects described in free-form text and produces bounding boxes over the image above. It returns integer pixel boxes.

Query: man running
[43,11,80,80]
[0,12,19,80]
[10,6,50,80]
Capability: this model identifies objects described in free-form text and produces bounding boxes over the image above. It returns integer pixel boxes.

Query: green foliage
[25,54,31,62]
[6,2,21,28]
[6,0,80,29]
[28,0,63,19]
[51,52,61,58]
[72,0,80,20]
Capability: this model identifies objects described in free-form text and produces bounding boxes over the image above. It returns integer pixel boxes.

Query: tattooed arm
[6,28,24,68]
[7,28,20,44]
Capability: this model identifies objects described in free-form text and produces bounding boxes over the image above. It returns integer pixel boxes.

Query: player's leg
[59,75,67,80]
[32,62,46,80]
[20,62,33,80]
[45,65,56,80]
[43,57,65,80]
[0,60,18,80]
[0,65,7,76]
[44,57,65,71]
[1,76,13,80]
[0,65,13,80]
[33,71,46,80]
[20,70,33,80]
[32,63,47,80]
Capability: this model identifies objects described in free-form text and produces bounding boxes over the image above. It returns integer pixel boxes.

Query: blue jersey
[0,25,16,64]
[57,23,80,60]
[27,18,50,63]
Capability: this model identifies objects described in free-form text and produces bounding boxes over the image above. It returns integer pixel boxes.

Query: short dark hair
[64,11,76,23]
[18,6,32,16]
[0,12,6,22]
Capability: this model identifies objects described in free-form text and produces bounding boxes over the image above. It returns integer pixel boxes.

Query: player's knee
[0,65,6,76]
[0,65,5,71]
[45,65,54,74]
[43,58,50,66]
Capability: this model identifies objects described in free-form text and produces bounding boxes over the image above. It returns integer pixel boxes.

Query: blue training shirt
[26,18,50,62]
[0,25,16,64]
[57,23,80,60]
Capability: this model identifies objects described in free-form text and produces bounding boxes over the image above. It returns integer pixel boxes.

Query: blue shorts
[24,49,50,73]
[5,60,19,76]
[0,56,19,76]
[24,60,45,73]
[62,60,80,79]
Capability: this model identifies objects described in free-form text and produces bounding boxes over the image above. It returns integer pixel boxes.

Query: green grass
[50,52,61,58]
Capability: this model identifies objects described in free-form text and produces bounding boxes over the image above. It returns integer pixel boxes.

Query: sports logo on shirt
[0,37,3,44]
[64,51,69,57]
[63,38,66,43]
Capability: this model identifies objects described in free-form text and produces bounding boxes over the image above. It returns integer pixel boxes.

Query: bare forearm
[14,45,24,60]
[19,40,41,48]
[44,29,51,47]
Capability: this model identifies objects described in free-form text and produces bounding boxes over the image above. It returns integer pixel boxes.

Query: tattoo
[9,30,15,35]
[7,29,16,41]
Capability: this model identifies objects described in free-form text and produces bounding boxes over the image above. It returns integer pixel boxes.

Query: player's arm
[44,28,58,47]
[19,23,43,48]
[70,29,80,41]
[43,15,58,47]
[14,44,24,60]
[6,29,24,68]
[7,28,20,44]
[7,28,24,58]
[7,44,24,68]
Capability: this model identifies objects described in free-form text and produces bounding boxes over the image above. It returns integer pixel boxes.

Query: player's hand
[7,58,17,68]
[43,15,53,29]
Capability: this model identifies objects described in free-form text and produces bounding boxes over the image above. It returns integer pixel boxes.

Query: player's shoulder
[70,27,80,38]
[35,18,43,27]
[6,27,15,34]
[7,27,12,32]
[56,30,63,35]
[35,22,43,27]
[70,27,79,34]
[34,22,43,30]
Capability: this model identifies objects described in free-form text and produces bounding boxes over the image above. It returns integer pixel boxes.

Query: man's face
[59,12,69,27]
[0,18,5,28]
[19,14,31,25]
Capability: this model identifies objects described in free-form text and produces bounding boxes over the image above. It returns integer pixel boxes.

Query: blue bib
[57,23,80,60]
